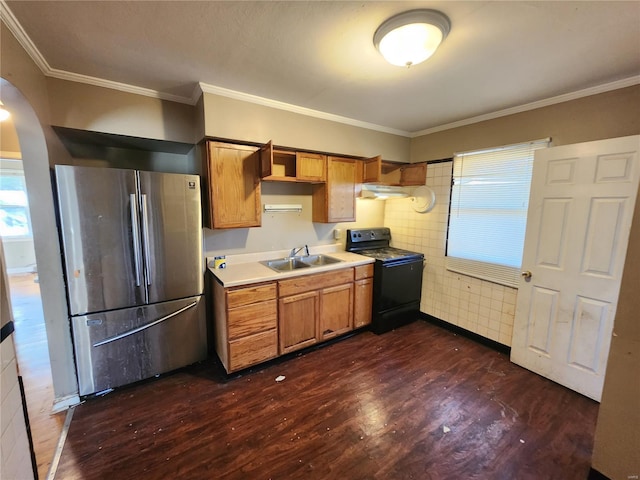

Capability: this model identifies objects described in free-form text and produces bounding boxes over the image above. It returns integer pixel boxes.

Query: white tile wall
[384,161,518,347]
[1,334,35,480]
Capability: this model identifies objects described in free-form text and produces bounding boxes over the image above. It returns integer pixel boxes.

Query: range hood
[360,184,410,199]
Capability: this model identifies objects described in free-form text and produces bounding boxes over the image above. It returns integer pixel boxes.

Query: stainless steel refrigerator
[55,165,207,396]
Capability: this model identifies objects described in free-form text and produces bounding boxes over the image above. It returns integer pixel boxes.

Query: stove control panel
[346,227,391,244]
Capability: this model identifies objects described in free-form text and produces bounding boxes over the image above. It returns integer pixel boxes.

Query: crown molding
[197,82,412,137]
[1,1,50,73]
[411,75,640,138]
[1,1,194,105]
[45,69,194,105]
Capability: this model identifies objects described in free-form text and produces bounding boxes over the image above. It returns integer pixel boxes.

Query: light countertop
[207,245,374,288]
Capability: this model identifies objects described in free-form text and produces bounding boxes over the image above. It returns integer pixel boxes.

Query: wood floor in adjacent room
[9,273,65,480]
[54,320,598,480]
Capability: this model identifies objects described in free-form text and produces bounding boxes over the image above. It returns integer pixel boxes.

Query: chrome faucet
[290,245,309,257]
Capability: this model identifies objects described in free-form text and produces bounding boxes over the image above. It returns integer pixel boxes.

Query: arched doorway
[1,78,78,479]
[0,115,55,479]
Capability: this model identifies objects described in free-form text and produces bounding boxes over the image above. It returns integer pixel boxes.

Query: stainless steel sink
[260,254,342,272]
[260,257,311,272]
[300,254,342,266]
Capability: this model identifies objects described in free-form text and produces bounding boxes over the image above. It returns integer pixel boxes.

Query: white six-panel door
[511,135,640,401]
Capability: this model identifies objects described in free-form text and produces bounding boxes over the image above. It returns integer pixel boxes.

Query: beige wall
[47,78,198,144]
[591,192,640,479]
[204,182,385,258]
[0,119,21,153]
[411,85,640,162]
[202,93,411,162]
[1,24,79,404]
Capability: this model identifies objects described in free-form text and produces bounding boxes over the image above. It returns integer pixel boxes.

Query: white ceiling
[3,1,640,135]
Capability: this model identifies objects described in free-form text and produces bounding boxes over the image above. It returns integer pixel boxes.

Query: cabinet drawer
[279,268,354,297]
[227,300,277,339]
[227,283,276,309]
[354,263,374,280]
[228,329,278,372]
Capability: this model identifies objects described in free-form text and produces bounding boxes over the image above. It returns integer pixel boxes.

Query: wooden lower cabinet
[279,291,319,354]
[228,329,278,371]
[213,281,278,373]
[353,264,374,328]
[354,278,373,328]
[212,263,374,372]
[319,283,353,340]
[278,268,354,354]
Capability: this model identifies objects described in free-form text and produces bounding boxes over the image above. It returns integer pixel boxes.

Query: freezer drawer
[72,296,207,396]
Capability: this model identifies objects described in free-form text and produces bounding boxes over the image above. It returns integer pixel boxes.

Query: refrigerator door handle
[92,300,198,347]
[140,193,152,286]
[129,194,143,287]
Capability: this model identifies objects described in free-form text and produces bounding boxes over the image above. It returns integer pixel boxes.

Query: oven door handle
[381,258,424,268]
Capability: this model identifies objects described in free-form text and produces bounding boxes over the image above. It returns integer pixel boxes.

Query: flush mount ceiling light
[374,9,451,68]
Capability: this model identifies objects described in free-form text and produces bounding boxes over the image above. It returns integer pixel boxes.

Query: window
[0,160,32,239]
[446,139,549,287]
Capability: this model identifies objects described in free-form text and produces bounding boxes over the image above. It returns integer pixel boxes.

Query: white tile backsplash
[384,161,518,347]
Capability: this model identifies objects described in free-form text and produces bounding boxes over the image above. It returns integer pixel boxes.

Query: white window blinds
[446,138,550,287]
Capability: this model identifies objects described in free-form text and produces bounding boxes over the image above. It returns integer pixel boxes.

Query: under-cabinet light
[263,204,303,213]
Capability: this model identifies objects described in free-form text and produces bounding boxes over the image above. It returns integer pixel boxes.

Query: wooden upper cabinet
[260,140,326,183]
[399,162,427,186]
[362,155,382,183]
[312,156,357,223]
[360,156,427,186]
[203,141,261,229]
[259,140,275,178]
[296,152,326,182]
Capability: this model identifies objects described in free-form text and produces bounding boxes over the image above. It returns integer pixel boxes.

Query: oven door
[375,258,424,312]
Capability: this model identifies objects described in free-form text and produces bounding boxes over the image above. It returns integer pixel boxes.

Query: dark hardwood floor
[54,320,598,480]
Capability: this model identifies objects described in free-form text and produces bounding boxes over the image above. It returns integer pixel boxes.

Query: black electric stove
[346,228,424,334]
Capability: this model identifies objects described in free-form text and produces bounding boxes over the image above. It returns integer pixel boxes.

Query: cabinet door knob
[521,270,532,279]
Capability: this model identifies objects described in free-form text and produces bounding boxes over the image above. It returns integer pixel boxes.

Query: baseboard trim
[6,266,37,275]
[420,313,511,355]
[18,375,39,480]
[52,394,81,414]
[1,320,15,343]
[587,467,612,480]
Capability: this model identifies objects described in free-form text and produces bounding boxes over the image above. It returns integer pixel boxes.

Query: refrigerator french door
[55,165,207,396]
